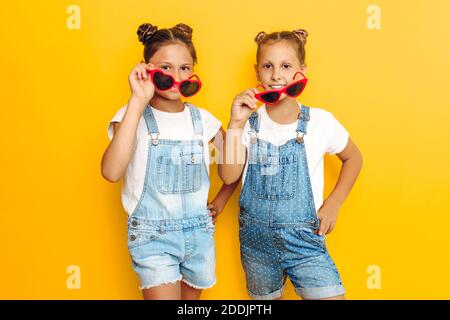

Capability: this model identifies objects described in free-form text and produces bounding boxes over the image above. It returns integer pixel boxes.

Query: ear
[254,63,260,82]
[300,64,307,75]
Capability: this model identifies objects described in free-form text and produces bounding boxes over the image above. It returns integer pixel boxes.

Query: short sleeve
[241,120,251,148]
[199,109,222,142]
[324,111,349,154]
[107,105,127,141]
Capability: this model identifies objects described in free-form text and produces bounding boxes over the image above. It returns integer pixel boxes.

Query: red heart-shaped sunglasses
[147,69,202,98]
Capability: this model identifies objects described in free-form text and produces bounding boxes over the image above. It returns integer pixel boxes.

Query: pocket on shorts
[203,220,215,236]
[238,218,252,244]
[296,227,326,250]
[127,228,160,250]
[156,151,202,194]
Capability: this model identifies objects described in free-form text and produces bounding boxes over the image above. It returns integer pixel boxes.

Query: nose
[271,68,282,82]
[164,70,180,84]
[172,70,183,83]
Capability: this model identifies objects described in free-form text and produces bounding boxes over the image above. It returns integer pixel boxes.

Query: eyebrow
[262,59,293,64]
[157,62,193,67]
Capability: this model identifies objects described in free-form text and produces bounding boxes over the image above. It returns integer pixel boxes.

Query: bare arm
[218,121,248,184]
[207,178,241,223]
[327,138,363,206]
[100,97,147,182]
[208,127,242,223]
[317,138,363,235]
[218,89,259,184]
[101,62,155,182]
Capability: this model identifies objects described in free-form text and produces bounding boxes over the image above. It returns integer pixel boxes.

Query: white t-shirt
[241,102,349,213]
[107,103,222,216]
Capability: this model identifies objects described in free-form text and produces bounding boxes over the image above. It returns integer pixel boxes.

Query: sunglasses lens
[260,92,280,103]
[180,81,200,97]
[285,82,304,97]
[153,72,173,90]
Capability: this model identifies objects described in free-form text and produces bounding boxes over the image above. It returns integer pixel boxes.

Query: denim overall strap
[143,106,161,146]
[143,103,202,146]
[186,103,204,146]
[296,105,310,143]
[248,111,260,144]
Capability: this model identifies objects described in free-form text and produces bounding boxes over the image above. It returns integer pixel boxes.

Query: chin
[276,95,289,103]
[156,91,181,100]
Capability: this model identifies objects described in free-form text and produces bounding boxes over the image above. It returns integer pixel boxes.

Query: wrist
[211,196,226,208]
[323,196,343,209]
[228,119,246,129]
[129,95,150,106]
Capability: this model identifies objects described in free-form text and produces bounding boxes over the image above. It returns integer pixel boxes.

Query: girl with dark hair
[101,23,238,300]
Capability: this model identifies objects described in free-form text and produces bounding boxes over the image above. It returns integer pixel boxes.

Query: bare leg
[142,281,181,300]
[180,280,202,300]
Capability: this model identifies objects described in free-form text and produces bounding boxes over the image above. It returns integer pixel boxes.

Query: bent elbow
[218,167,236,185]
[101,166,122,183]
[357,149,364,170]
[221,174,239,185]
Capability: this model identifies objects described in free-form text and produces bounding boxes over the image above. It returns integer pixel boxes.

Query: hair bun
[172,23,193,40]
[254,31,266,44]
[137,23,158,45]
[292,29,308,44]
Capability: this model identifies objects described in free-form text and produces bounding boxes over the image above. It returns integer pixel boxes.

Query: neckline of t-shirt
[260,101,303,131]
[149,102,189,118]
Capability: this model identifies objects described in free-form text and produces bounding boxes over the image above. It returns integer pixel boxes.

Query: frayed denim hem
[139,275,183,290]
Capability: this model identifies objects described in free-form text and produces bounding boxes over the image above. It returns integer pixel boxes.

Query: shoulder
[305,106,339,126]
[117,104,128,114]
[189,104,217,119]
[187,103,221,124]
[107,104,129,140]
[110,104,128,121]
[186,103,222,141]
[307,106,333,119]
[305,105,349,152]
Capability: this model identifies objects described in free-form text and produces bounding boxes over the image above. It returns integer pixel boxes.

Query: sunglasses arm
[188,74,201,81]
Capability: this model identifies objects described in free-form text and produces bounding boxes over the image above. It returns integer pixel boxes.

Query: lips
[269,84,286,89]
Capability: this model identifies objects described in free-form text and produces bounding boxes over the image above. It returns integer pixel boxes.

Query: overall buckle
[150,133,159,146]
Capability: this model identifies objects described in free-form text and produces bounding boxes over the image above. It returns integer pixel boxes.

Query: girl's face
[149,43,195,100]
[255,40,306,103]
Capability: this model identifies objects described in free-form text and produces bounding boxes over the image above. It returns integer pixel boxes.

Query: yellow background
[1,0,449,299]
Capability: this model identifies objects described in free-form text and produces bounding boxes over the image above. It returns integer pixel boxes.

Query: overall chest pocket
[156,151,203,194]
[250,153,298,200]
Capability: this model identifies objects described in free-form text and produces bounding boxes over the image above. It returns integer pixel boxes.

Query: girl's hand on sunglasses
[128,62,156,104]
[230,89,259,128]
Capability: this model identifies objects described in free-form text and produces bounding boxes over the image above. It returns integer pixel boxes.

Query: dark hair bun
[137,23,158,45]
[254,31,266,44]
[172,23,193,40]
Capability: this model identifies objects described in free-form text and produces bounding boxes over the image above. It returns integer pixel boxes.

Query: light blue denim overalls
[127,103,216,290]
[239,105,345,299]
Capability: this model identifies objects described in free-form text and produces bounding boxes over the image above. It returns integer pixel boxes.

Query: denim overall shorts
[239,105,345,299]
[127,103,216,290]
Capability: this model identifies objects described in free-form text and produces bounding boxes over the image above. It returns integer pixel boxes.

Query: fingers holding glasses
[243,89,259,108]
[134,62,155,81]
[234,89,258,110]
